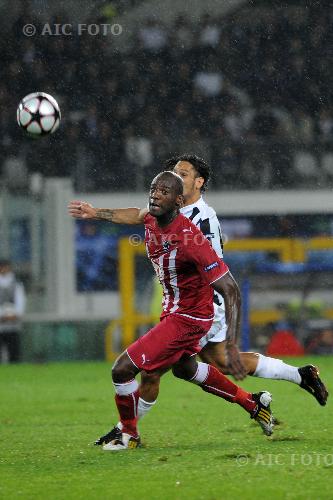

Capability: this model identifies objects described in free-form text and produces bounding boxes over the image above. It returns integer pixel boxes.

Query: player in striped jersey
[172,155,327,402]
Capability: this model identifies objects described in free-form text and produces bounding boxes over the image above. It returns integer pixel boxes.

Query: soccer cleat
[102,432,141,451]
[251,391,274,436]
[298,365,328,406]
[94,425,122,446]
[271,416,281,426]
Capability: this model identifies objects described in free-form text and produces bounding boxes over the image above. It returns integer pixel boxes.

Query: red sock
[115,391,139,437]
[200,365,256,414]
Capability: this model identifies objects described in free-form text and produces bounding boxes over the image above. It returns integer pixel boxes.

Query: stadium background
[1,0,333,361]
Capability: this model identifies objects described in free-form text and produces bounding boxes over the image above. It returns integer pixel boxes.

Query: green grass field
[1,356,332,500]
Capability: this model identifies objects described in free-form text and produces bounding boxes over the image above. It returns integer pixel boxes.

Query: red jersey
[144,213,229,321]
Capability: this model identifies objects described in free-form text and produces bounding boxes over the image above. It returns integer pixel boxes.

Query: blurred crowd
[0,1,333,191]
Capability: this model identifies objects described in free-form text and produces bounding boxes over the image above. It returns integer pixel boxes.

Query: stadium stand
[0,0,332,191]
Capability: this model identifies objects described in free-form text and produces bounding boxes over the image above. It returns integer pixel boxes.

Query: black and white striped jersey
[180,196,225,321]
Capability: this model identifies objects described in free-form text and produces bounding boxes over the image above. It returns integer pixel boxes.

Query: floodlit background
[1,0,333,362]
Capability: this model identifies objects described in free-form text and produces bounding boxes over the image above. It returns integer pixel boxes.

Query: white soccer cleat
[102,432,141,451]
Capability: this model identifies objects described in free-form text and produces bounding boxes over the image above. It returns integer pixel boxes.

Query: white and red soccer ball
[17,92,61,136]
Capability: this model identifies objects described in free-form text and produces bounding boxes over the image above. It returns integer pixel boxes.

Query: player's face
[173,161,204,201]
[149,178,182,217]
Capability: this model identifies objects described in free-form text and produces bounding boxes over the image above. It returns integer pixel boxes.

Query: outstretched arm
[212,272,246,380]
[68,200,148,225]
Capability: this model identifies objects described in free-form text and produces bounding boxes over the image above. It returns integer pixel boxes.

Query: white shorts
[199,319,227,349]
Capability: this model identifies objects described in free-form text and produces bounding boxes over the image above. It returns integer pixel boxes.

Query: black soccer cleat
[298,365,328,406]
[94,425,122,446]
[251,391,274,436]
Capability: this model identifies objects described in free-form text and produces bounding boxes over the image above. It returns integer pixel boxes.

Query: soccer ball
[17,92,61,136]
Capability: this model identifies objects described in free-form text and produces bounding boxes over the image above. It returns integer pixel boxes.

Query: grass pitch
[1,356,332,500]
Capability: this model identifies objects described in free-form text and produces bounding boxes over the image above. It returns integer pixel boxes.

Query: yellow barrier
[225,238,294,263]
[305,237,333,252]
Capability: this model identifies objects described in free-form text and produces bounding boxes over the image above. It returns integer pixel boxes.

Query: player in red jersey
[68,171,275,450]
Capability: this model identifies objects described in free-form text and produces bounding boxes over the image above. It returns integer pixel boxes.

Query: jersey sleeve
[184,229,229,285]
[199,213,224,258]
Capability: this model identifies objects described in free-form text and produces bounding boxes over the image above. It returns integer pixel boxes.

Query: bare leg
[200,341,301,384]
[200,341,260,375]
[139,368,170,402]
[136,369,166,421]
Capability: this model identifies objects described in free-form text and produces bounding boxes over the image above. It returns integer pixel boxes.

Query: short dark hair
[164,154,211,192]
[153,171,184,196]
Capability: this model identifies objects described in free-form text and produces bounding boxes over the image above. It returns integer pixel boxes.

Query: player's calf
[140,370,163,402]
[177,360,275,436]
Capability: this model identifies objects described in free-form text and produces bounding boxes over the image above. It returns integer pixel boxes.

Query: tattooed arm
[68,200,148,225]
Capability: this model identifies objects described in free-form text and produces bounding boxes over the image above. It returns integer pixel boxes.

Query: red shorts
[126,314,213,372]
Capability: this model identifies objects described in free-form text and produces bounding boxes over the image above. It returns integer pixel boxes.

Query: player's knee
[112,355,136,383]
[172,364,184,379]
[111,363,125,382]
[172,363,194,381]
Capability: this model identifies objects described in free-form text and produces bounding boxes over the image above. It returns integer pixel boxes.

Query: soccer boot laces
[94,424,122,446]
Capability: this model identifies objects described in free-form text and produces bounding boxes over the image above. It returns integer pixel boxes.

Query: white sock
[190,361,209,384]
[254,354,301,384]
[116,397,156,431]
[137,397,156,419]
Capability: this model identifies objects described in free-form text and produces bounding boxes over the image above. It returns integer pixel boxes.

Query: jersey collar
[180,196,205,217]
